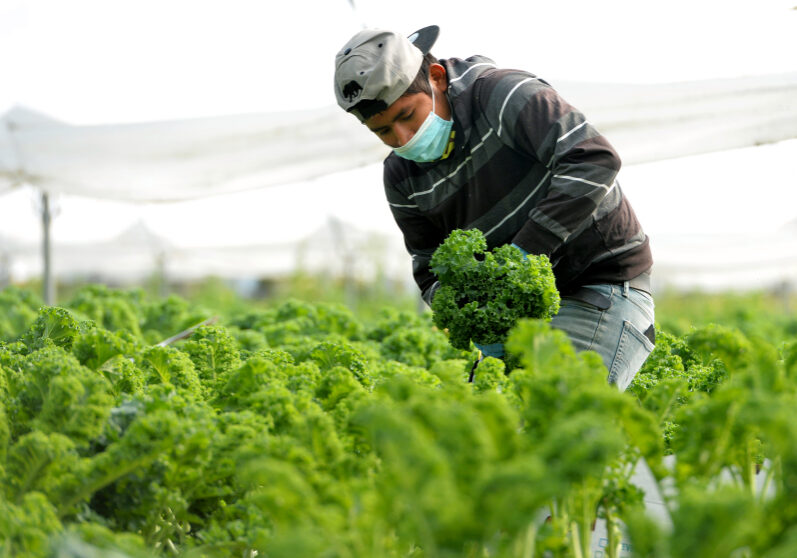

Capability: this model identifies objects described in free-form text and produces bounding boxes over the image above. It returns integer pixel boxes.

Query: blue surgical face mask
[393,82,453,163]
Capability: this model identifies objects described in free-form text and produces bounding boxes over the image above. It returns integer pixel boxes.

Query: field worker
[333,25,655,390]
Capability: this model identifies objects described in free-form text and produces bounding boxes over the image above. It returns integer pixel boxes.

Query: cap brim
[407,25,439,55]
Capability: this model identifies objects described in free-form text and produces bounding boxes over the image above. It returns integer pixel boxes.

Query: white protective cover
[1,73,796,202]
[0,105,389,201]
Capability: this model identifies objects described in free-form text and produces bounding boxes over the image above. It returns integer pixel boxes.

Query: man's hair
[352,53,438,120]
[403,53,438,96]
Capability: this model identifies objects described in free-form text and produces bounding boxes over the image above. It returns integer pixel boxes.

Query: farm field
[1,282,796,558]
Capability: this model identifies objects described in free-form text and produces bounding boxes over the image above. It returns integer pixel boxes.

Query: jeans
[550,283,655,391]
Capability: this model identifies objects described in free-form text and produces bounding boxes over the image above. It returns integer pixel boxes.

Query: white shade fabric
[2,73,796,203]
[0,105,389,202]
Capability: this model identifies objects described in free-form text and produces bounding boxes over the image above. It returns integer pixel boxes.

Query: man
[333,25,655,390]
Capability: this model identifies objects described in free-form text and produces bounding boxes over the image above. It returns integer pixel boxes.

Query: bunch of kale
[430,229,560,351]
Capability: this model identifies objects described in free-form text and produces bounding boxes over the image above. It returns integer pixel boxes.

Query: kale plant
[430,229,560,351]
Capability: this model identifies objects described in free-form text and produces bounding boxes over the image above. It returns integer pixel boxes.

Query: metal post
[41,191,55,305]
[329,217,356,310]
[0,252,9,289]
[156,250,168,299]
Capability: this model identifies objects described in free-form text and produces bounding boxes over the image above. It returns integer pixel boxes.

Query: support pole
[0,252,9,289]
[156,250,168,299]
[41,191,55,305]
[329,217,356,310]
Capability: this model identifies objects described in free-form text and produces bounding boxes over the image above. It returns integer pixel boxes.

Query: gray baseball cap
[334,25,440,122]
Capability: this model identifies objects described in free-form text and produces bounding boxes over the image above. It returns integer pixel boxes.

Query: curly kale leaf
[430,229,560,350]
[20,306,89,353]
[307,341,372,388]
[140,294,213,343]
[66,284,144,339]
[6,346,114,445]
[236,299,364,346]
[379,326,453,368]
[0,286,42,343]
[71,325,138,371]
[180,325,242,388]
[142,345,204,397]
[0,491,62,558]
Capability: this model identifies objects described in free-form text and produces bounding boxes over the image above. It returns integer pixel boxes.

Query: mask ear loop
[429,78,436,115]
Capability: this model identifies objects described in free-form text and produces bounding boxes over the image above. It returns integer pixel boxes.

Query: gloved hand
[474,342,505,358]
[511,243,529,258]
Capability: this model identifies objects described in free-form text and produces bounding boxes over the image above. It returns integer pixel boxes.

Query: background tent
[3,138,795,295]
[2,72,796,202]
[0,105,387,201]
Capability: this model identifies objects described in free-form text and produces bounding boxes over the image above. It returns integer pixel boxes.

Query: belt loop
[623,280,630,297]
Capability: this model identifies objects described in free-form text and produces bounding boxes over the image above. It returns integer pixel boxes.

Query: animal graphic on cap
[342,80,363,102]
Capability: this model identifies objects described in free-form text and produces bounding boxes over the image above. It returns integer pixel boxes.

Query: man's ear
[429,63,448,90]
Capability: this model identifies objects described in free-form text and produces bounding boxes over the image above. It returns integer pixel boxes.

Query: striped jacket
[383,56,653,305]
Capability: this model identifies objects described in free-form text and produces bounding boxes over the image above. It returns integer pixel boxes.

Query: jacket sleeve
[383,160,446,305]
[486,74,622,256]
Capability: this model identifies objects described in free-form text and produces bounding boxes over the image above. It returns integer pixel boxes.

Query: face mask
[393,82,453,163]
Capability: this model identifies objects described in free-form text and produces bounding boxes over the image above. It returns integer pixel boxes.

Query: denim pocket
[627,288,655,323]
[608,320,655,391]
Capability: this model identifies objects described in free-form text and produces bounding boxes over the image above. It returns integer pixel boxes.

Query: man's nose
[394,124,415,147]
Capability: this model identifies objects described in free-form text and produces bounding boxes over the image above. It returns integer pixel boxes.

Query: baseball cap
[334,25,440,122]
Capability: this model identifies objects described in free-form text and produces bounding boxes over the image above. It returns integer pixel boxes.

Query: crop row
[1,284,796,557]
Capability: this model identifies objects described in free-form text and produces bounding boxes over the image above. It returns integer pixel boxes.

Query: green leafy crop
[3,283,797,558]
[429,229,560,350]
